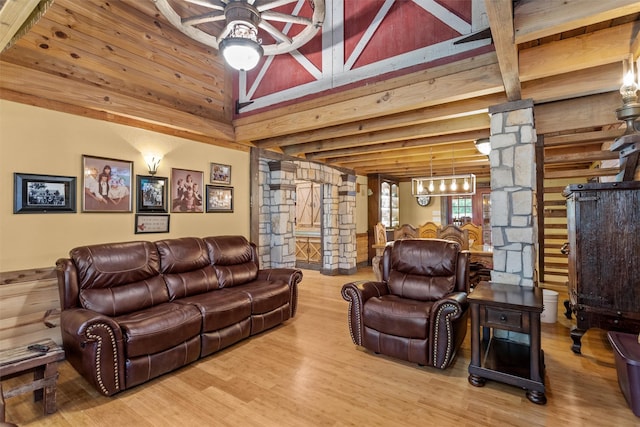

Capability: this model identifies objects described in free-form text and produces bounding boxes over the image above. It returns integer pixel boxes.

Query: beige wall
[0,100,250,271]
[398,181,443,227]
[355,175,369,233]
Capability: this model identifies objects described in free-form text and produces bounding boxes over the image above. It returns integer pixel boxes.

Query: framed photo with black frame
[136,175,168,213]
[134,214,170,234]
[82,155,133,212]
[206,185,233,212]
[14,173,77,214]
[210,162,231,185]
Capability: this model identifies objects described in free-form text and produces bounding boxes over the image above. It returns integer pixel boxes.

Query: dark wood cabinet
[563,181,640,353]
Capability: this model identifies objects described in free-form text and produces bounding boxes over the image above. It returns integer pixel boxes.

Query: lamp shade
[474,138,491,155]
[219,37,263,71]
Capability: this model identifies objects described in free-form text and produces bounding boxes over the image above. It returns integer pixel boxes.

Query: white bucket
[541,289,559,323]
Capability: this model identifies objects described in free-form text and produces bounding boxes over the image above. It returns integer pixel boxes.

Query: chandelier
[154,0,325,71]
[412,146,476,197]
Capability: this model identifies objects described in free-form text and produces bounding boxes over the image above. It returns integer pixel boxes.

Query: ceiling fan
[153,0,325,71]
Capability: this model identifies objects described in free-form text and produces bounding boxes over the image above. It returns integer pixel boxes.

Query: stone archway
[255,157,357,275]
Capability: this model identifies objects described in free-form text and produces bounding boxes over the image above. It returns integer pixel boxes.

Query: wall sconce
[144,154,162,176]
[411,174,476,197]
[474,138,491,155]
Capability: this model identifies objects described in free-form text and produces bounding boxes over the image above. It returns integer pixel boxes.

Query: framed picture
[171,168,204,212]
[136,175,168,213]
[135,214,170,234]
[210,162,231,185]
[82,155,133,212]
[14,173,77,214]
[206,185,234,212]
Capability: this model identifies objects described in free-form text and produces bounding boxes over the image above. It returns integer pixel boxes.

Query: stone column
[338,174,357,274]
[267,161,297,268]
[488,99,538,287]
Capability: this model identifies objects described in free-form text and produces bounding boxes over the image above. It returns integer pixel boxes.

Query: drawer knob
[500,314,507,321]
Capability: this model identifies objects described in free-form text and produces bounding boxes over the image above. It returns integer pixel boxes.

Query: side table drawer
[484,307,524,332]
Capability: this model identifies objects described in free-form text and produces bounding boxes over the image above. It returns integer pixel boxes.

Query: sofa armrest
[430,292,469,369]
[60,308,125,396]
[257,268,303,317]
[341,281,389,345]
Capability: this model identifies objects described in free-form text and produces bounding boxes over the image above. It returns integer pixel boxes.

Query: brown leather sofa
[56,235,302,396]
[341,238,469,369]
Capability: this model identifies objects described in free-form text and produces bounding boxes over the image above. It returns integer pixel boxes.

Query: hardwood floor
[3,268,637,426]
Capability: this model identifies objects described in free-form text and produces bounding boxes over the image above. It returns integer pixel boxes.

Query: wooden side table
[0,339,65,420]
[467,282,546,404]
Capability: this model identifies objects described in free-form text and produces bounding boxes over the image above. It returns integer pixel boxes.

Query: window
[450,196,472,224]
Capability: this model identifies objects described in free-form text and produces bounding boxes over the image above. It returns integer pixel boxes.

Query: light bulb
[428,180,435,192]
[450,179,457,191]
[463,178,470,191]
[439,179,446,192]
[417,181,424,194]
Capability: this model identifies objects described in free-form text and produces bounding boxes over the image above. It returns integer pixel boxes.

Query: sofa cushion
[204,236,258,287]
[387,239,458,301]
[238,280,291,314]
[156,237,220,299]
[176,288,251,332]
[80,276,169,317]
[363,294,433,340]
[70,241,168,315]
[116,302,202,358]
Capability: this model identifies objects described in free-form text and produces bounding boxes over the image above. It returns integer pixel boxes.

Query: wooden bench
[0,339,65,421]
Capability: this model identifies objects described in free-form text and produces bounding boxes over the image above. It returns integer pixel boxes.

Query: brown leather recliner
[341,238,470,369]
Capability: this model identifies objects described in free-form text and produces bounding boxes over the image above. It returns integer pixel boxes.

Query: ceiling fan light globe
[220,38,263,71]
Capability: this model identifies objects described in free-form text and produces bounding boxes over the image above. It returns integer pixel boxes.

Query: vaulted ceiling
[1,0,639,182]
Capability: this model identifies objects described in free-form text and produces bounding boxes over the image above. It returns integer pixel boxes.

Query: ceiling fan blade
[261,11,312,25]
[184,0,227,10]
[181,11,226,26]
[259,20,292,45]
[217,23,233,41]
[254,0,298,13]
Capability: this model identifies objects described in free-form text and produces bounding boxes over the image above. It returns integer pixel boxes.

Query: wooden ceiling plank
[327,146,480,165]
[519,21,639,82]
[0,61,235,141]
[2,40,225,121]
[484,0,521,101]
[544,167,619,179]
[514,0,640,44]
[235,63,504,142]
[19,15,225,108]
[283,114,490,156]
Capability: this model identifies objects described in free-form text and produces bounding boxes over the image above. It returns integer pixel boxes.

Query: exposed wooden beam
[283,114,490,156]
[484,0,521,101]
[0,0,43,52]
[235,63,504,142]
[256,94,504,149]
[544,129,623,146]
[535,91,621,135]
[544,167,619,179]
[545,150,619,164]
[514,0,640,44]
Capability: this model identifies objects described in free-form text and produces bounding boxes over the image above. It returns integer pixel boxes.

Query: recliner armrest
[430,291,469,369]
[60,309,125,396]
[341,281,389,345]
[257,268,303,317]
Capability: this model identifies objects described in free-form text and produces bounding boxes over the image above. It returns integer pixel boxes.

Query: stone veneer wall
[257,158,357,275]
[488,99,538,287]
